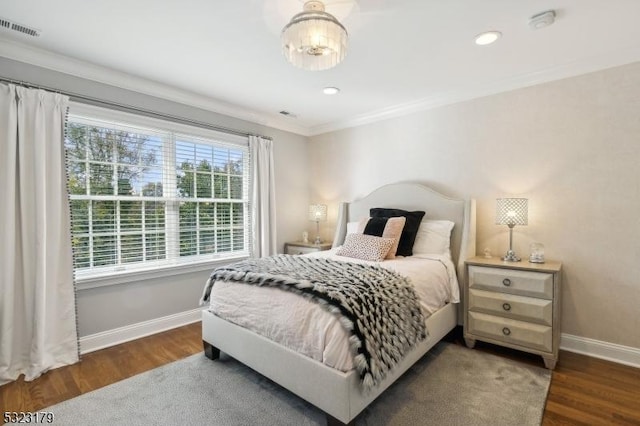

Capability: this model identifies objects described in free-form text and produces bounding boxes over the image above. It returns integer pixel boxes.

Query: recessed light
[323,87,340,95]
[474,31,502,45]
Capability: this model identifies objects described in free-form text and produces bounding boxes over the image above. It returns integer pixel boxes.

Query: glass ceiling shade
[281,1,348,71]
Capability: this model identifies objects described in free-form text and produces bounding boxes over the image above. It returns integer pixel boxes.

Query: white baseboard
[561,333,640,369]
[79,312,640,369]
[79,308,204,355]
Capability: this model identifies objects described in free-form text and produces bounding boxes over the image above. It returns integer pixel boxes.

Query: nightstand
[284,241,332,255]
[463,256,562,369]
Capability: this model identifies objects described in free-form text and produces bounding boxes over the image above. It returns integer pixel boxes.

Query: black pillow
[369,208,425,256]
[362,217,388,237]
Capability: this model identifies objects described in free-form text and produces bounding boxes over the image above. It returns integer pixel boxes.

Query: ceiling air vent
[279,110,298,118]
[0,17,41,37]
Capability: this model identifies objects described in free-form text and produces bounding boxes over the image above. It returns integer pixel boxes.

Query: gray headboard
[332,182,476,286]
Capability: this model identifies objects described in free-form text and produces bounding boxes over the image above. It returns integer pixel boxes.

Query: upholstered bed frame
[202,183,476,425]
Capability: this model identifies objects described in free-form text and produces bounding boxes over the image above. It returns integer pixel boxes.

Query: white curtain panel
[0,84,79,385]
[249,135,277,257]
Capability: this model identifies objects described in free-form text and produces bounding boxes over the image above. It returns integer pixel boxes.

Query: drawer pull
[502,278,512,287]
[502,303,511,311]
[502,327,511,336]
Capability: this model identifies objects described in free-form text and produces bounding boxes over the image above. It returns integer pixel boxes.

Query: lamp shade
[309,204,327,222]
[281,1,348,71]
[496,198,528,226]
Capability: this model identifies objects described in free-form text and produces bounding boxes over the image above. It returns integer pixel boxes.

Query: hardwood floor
[1,323,639,425]
[544,351,640,425]
[0,323,202,415]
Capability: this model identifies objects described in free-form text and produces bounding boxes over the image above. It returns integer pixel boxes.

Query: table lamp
[309,204,327,244]
[496,198,528,262]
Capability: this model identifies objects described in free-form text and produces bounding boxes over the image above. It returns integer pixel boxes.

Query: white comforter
[208,249,459,371]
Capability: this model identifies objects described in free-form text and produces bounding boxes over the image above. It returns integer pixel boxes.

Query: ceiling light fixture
[474,30,502,45]
[281,1,348,71]
[323,86,340,95]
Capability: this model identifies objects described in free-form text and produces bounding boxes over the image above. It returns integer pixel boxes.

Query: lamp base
[313,220,322,245]
[502,250,521,262]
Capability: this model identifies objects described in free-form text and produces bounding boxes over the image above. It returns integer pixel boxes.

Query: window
[65,105,250,279]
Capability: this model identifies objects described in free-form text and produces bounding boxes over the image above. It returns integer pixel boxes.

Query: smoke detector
[0,17,41,37]
[529,10,556,30]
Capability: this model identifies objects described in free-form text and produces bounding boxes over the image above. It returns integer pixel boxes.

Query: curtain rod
[0,76,272,140]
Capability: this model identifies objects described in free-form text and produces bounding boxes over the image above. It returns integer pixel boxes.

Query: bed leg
[326,413,354,426]
[203,341,220,360]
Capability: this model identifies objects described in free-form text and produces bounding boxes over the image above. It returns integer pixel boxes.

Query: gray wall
[0,57,310,337]
[7,54,639,353]
[309,61,640,350]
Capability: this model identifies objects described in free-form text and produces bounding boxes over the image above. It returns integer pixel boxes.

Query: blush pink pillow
[381,216,406,259]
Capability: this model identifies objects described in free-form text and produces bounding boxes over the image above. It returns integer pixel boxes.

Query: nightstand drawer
[468,266,553,299]
[468,312,553,352]
[469,289,552,326]
[286,245,322,255]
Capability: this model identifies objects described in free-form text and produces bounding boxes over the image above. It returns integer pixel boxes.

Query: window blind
[65,106,250,278]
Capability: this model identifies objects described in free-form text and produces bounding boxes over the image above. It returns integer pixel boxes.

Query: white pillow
[412,220,455,256]
[346,221,361,234]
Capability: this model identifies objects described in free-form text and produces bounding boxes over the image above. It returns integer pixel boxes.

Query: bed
[201,183,476,425]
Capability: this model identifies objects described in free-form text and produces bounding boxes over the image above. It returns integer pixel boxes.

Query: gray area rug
[45,342,550,425]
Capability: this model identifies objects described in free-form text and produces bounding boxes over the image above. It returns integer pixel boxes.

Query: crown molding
[3,36,639,139]
[309,46,640,136]
[0,37,311,137]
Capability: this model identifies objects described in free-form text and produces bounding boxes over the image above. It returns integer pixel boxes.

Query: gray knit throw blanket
[201,255,427,389]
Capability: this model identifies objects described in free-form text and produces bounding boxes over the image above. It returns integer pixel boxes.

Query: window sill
[75,255,248,291]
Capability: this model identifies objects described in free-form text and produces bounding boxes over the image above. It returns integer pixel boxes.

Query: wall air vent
[0,17,41,37]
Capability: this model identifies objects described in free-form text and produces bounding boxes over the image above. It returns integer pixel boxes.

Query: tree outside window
[65,114,250,276]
